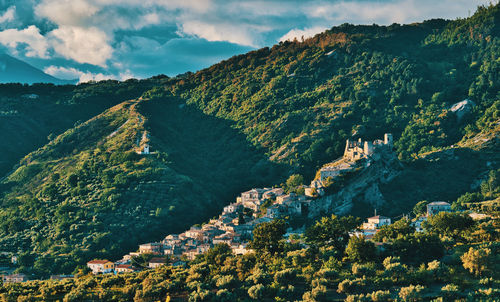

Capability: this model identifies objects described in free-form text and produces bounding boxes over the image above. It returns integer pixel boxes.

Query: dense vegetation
[0,3,498,286]
[1,202,498,301]
[0,77,168,176]
[144,4,499,176]
[0,98,282,277]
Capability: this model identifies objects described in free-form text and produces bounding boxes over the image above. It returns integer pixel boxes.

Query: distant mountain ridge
[0,54,76,84]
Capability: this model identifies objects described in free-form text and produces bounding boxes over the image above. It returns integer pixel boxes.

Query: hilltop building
[344,133,393,161]
[362,215,391,230]
[427,201,451,216]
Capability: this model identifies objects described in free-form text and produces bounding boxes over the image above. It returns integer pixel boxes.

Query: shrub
[274,268,297,285]
[248,284,265,300]
[441,284,460,299]
[461,247,493,276]
[370,290,391,301]
[398,284,425,302]
[352,263,376,277]
[345,293,371,302]
[337,278,365,294]
[215,275,237,289]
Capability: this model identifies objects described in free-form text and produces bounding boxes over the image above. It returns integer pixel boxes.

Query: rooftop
[427,201,451,206]
[87,260,112,264]
[149,257,167,263]
[367,215,390,220]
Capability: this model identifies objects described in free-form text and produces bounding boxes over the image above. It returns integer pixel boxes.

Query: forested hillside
[0,77,168,176]
[0,4,498,278]
[145,5,498,175]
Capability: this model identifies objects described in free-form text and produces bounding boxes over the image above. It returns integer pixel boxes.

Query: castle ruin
[343,133,393,161]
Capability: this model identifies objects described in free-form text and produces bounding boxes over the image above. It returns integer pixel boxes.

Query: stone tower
[384,133,393,146]
[363,141,374,155]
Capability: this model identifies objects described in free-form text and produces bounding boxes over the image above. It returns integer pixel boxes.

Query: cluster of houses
[85,190,456,276]
[356,201,454,239]
[87,187,313,274]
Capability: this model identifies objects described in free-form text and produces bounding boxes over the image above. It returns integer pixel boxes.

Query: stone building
[343,133,393,161]
[426,201,451,216]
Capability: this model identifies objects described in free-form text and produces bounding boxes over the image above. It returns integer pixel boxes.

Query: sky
[0,0,493,83]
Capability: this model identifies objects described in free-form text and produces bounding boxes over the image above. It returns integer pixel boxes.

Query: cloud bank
[0,0,493,82]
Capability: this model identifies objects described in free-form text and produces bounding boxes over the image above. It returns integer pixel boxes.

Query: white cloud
[279,26,326,42]
[0,25,49,58]
[305,0,492,25]
[44,65,121,83]
[180,21,262,47]
[35,0,99,27]
[44,65,83,79]
[78,71,114,83]
[48,26,113,67]
[0,6,15,24]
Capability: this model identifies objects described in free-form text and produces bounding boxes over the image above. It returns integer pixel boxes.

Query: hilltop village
[73,134,455,275]
[0,133,481,280]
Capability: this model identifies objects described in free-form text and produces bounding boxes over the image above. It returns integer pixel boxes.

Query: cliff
[308,149,403,218]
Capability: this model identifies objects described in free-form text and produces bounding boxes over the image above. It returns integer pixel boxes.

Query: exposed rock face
[307,149,402,218]
[450,99,475,121]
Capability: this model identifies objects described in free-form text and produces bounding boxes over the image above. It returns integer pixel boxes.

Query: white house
[426,201,451,216]
[87,260,114,274]
[223,203,243,214]
[362,215,391,230]
[148,258,167,269]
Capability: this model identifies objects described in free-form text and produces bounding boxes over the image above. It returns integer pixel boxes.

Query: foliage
[346,236,376,263]
[373,218,414,242]
[249,220,287,255]
[460,247,494,277]
[305,215,361,254]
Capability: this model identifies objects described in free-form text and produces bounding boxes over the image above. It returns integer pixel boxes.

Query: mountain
[0,4,498,278]
[0,54,75,84]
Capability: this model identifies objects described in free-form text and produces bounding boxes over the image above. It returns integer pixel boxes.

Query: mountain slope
[0,54,74,84]
[0,97,284,276]
[0,78,168,177]
[0,4,498,277]
[145,4,498,178]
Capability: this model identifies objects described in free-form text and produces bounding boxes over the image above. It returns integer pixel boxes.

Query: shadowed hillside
[0,97,285,276]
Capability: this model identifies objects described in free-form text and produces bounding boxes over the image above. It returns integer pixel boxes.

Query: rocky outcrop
[450,99,475,121]
[307,149,402,218]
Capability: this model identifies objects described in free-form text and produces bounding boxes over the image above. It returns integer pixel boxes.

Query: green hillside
[0,4,498,278]
[0,78,167,177]
[0,97,282,276]
[144,5,498,176]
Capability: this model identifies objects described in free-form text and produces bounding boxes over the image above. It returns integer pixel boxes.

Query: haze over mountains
[0,54,76,85]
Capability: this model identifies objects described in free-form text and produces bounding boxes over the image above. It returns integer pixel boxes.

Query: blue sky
[0,0,492,82]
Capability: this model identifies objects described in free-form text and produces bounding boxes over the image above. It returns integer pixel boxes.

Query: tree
[426,212,475,239]
[345,236,376,263]
[389,233,444,264]
[285,174,304,193]
[67,174,79,187]
[398,285,425,302]
[373,218,414,242]
[248,284,265,300]
[412,200,430,216]
[249,220,286,255]
[204,244,232,266]
[305,215,361,254]
[460,247,493,277]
